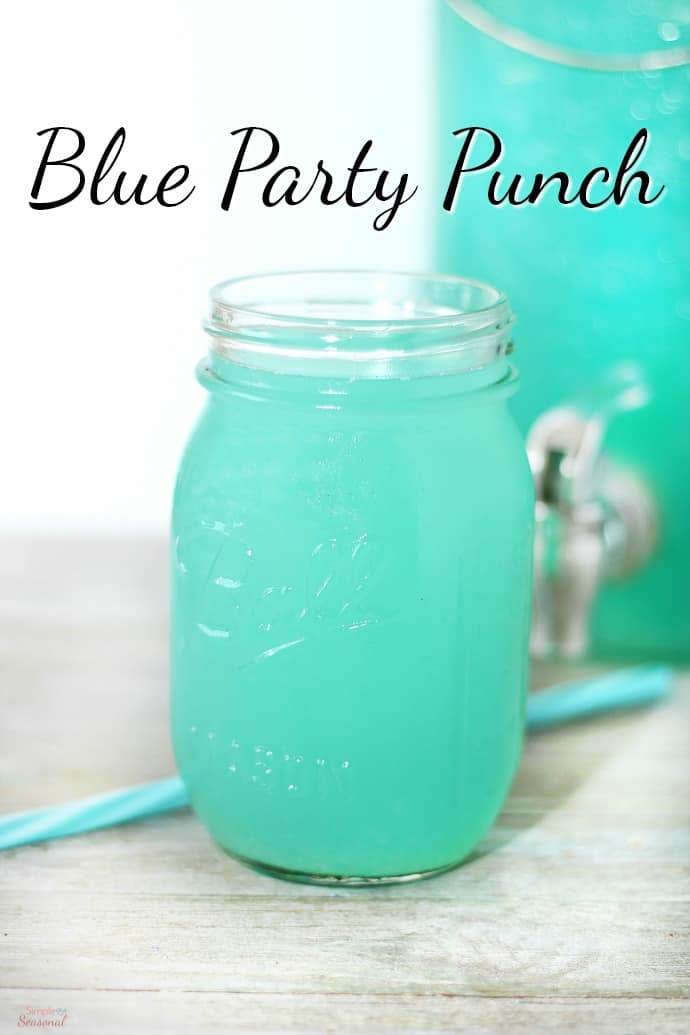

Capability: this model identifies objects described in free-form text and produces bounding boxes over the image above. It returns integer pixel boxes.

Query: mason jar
[170,271,534,884]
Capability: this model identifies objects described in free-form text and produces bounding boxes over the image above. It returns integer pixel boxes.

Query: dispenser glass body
[436,0,690,659]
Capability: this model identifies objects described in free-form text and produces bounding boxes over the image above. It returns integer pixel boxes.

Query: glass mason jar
[170,271,534,884]
[436,0,690,659]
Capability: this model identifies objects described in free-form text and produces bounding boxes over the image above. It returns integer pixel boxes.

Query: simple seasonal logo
[16,1006,69,1028]
[27,124,665,228]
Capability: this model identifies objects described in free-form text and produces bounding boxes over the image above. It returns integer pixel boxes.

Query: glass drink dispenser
[436,0,690,660]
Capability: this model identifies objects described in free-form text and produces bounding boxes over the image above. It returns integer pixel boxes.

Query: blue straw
[525,664,671,730]
[0,665,672,851]
[0,777,188,852]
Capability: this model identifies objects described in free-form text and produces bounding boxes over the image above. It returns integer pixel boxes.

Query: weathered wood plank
[0,991,689,1035]
[2,885,688,996]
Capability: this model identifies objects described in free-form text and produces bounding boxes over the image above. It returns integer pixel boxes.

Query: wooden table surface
[0,537,688,1034]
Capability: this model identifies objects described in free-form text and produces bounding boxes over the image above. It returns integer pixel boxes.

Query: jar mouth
[205,270,514,379]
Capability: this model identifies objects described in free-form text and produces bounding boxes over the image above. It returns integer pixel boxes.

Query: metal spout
[528,369,658,659]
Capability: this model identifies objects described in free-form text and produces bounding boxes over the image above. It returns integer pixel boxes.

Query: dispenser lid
[447,0,690,70]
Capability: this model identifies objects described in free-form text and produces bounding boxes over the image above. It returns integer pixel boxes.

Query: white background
[0,0,432,531]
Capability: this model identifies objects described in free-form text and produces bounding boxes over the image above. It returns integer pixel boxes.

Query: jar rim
[204,270,514,380]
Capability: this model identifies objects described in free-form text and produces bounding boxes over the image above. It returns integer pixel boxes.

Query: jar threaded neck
[204,271,514,380]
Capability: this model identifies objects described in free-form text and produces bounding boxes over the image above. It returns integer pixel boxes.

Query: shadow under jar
[171,271,534,884]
